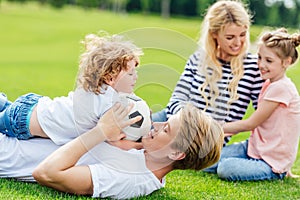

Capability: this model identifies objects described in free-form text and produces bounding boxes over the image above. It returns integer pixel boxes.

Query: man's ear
[168,151,186,161]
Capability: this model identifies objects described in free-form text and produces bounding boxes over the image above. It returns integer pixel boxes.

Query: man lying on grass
[0,103,223,199]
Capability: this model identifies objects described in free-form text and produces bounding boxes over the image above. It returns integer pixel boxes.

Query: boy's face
[111,59,138,93]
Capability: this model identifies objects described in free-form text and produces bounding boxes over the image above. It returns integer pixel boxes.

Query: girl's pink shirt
[248,77,300,173]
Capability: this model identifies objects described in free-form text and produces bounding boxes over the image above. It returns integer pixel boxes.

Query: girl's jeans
[204,140,286,181]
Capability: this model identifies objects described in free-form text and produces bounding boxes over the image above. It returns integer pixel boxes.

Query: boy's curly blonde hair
[76,32,143,94]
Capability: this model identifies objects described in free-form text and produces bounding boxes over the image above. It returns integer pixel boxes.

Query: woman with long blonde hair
[153,0,264,145]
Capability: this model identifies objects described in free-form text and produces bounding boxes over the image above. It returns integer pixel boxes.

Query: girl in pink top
[205,28,300,181]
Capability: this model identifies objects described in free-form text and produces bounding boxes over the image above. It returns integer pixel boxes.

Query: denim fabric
[0,93,11,112]
[0,93,42,139]
[204,140,286,181]
[151,109,167,122]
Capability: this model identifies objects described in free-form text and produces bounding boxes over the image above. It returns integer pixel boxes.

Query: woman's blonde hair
[76,32,143,94]
[199,0,251,108]
[259,28,300,65]
[171,103,224,170]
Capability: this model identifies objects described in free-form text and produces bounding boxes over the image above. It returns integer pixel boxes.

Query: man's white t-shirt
[84,142,164,199]
[0,133,164,199]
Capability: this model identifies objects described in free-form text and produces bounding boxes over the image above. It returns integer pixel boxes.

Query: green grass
[0,1,299,199]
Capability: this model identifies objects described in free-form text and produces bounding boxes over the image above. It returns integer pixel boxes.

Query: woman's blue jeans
[152,109,167,122]
[204,140,286,181]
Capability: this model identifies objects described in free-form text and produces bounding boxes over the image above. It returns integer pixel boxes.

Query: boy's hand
[108,139,143,150]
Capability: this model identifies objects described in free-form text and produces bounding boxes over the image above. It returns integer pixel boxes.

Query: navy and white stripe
[166,48,264,144]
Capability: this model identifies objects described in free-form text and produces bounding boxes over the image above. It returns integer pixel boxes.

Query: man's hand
[97,102,142,142]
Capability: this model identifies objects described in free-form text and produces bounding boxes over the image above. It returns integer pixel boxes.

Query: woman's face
[213,23,247,61]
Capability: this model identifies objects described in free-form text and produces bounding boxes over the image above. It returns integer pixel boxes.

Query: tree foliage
[2,0,300,28]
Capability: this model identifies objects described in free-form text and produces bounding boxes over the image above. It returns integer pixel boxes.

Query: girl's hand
[286,170,300,178]
[224,133,235,137]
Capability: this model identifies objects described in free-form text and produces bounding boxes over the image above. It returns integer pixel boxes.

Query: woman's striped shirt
[166,48,264,144]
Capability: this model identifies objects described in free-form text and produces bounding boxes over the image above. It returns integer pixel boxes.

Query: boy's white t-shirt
[72,86,120,134]
[0,133,164,198]
[36,86,119,145]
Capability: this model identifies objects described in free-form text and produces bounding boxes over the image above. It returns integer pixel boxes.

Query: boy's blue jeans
[0,93,11,112]
[204,140,286,181]
[0,93,42,139]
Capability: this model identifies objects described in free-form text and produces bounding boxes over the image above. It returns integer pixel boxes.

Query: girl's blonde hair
[76,32,143,94]
[171,103,224,170]
[259,28,300,65]
[199,0,251,108]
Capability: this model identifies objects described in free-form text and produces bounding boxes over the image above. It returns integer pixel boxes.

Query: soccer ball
[118,93,151,141]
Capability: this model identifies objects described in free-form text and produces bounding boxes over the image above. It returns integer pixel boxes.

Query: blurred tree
[248,0,268,25]
[75,0,101,9]
[126,0,141,12]
[266,2,280,27]
[112,0,127,13]
[37,0,47,5]
[171,0,197,16]
[278,1,291,27]
[3,0,300,27]
[293,0,300,28]
[150,0,161,13]
[141,0,150,14]
[6,0,27,3]
[99,0,110,9]
[48,0,68,8]
[197,0,214,17]
[161,0,170,18]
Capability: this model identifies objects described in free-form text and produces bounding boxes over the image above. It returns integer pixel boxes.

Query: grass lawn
[0,1,299,199]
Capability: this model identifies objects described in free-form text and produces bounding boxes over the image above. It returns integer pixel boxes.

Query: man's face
[142,113,180,159]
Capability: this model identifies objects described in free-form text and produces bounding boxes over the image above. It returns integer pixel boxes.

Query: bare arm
[223,99,279,134]
[108,139,143,150]
[33,103,141,195]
